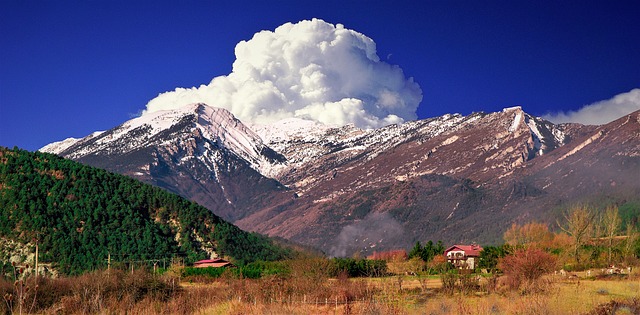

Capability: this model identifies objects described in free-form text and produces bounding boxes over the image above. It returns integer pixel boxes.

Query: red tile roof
[195,262,233,268]
[194,259,228,265]
[444,244,483,257]
[193,258,235,268]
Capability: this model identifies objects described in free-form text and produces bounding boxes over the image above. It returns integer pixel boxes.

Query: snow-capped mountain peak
[249,117,333,144]
[41,103,285,174]
[39,131,104,155]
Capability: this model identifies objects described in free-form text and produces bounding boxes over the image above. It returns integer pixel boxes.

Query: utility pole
[35,238,38,277]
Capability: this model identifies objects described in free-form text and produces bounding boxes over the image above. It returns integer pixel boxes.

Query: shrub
[498,248,556,293]
[427,255,450,274]
[367,250,407,261]
[439,270,480,295]
[183,266,227,278]
[245,260,289,277]
[587,297,640,315]
[458,274,480,294]
[440,271,458,295]
[0,269,180,314]
[182,261,290,280]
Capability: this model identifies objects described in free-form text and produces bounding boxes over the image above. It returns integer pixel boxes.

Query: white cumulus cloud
[144,19,422,128]
[543,88,640,125]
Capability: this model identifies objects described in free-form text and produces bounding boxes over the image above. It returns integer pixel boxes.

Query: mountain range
[41,104,640,256]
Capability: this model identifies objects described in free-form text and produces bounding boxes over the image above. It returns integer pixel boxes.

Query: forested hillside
[0,147,291,274]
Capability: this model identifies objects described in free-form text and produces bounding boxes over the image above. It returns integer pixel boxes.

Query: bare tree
[504,222,554,249]
[593,211,603,240]
[623,223,639,264]
[557,205,595,265]
[602,205,621,265]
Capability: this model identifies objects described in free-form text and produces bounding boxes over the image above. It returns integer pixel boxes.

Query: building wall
[466,257,476,269]
[446,250,478,269]
[446,250,465,259]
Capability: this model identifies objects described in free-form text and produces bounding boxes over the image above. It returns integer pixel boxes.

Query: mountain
[43,104,289,222]
[0,147,291,275]
[239,108,639,255]
[42,104,640,256]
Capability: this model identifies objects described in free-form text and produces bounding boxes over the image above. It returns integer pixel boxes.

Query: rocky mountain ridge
[42,104,640,255]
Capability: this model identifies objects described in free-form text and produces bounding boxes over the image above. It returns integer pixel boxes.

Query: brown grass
[1,265,638,314]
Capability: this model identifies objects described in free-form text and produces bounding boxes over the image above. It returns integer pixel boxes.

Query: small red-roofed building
[193,258,235,268]
[444,244,483,270]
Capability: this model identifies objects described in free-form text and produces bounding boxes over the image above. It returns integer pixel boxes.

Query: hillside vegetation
[0,147,291,275]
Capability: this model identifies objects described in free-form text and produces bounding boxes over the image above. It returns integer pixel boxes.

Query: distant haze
[329,212,404,257]
[145,19,422,129]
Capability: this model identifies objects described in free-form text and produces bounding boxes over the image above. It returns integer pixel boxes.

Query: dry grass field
[1,267,638,314]
[186,273,640,315]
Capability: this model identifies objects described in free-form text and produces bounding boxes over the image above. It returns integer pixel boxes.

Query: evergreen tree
[0,147,292,274]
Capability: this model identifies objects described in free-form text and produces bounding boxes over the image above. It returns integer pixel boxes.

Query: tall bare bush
[602,205,621,265]
[623,224,639,265]
[498,248,556,293]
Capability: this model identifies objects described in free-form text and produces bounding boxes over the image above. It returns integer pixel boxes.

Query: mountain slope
[234,109,639,255]
[0,147,291,274]
[43,104,289,222]
[42,104,640,256]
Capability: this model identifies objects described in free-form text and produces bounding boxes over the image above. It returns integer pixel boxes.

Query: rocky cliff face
[262,107,575,196]
[42,104,640,256]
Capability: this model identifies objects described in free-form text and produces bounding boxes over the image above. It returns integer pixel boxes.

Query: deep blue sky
[1,1,639,151]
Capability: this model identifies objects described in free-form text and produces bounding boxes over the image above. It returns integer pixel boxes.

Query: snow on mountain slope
[261,107,572,199]
[252,112,471,173]
[40,131,104,155]
[41,103,568,190]
[40,137,82,154]
[250,118,333,144]
[41,103,284,175]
